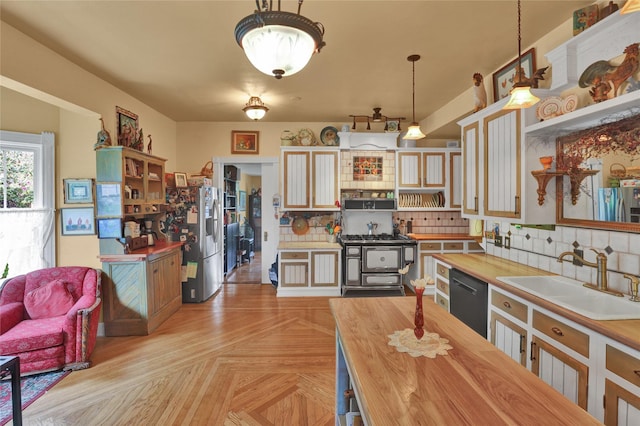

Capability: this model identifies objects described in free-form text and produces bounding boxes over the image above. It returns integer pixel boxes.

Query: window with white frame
[0,131,55,276]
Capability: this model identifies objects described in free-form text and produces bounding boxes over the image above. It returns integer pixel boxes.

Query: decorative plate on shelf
[386,120,399,132]
[291,216,309,235]
[561,94,579,114]
[320,126,340,146]
[296,128,317,146]
[536,97,563,121]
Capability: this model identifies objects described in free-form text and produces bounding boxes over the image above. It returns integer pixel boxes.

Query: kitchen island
[330,296,600,425]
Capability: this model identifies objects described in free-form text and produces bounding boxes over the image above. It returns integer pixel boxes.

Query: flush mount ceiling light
[243,96,269,120]
[503,0,540,110]
[404,54,426,140]
[234,0,326,79]
[349,108,405,131]
[621,0,640,14]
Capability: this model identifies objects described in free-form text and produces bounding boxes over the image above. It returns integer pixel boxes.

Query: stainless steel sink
[496,275,640,320]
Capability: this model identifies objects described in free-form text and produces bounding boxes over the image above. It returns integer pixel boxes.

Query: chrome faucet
[557,249,623,297]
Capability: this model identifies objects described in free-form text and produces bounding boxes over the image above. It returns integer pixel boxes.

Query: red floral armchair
[0,266,101,375]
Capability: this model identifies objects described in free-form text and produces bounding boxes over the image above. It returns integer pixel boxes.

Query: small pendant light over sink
[243,96,269,120]
[503,0,540,110]
[404,54,426,140]
[234,0,326,79]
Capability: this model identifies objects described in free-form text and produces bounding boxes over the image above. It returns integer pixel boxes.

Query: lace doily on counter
[388,329,453,358]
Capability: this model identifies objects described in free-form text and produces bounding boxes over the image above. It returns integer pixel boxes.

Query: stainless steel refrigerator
[597,187,640,223]
[167,184,223,302]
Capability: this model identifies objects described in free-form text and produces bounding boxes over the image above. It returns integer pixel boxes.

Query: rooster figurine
[579,43,640,102]
[472,73,487,112]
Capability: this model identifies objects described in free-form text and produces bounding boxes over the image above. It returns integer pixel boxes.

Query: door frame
[214,156,278,284]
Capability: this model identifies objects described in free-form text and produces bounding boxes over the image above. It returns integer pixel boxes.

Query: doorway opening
[224,162,262,284]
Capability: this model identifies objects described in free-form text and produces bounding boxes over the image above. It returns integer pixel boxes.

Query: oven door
[343,245,361,286]
[361,273,402,287]
[362,246,402,273]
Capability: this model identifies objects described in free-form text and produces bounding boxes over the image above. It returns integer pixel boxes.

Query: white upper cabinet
[282,148,339,210]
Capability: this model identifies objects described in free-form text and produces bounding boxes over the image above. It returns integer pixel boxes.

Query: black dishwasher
[449,268,488,338]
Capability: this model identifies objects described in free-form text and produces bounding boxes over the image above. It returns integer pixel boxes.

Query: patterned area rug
[0,370,70,425]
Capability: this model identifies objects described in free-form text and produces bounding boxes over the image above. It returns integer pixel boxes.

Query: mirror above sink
[497,275,640,320]
[554,112,640,233]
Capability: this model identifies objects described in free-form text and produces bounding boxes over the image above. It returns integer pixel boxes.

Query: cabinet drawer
[420,242,442,251]
[532,311,589,358]
[491,290,527,323]
[280,251,309,260]
[436,263,449,279]
[436,278,449,296]
[606,345,640,388]
[467,241,483,251]
[435,293,449,311]
[443,242,464,251]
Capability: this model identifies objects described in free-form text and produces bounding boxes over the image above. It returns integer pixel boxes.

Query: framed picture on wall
[239,190,247,211]
[116,106,138,147]
[63,178,93,204]
[61,207,95,236]
[231,131,259,154]
[492,48,536,102]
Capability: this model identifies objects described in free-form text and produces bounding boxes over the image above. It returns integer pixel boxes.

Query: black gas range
[339,233,417,245]
[339,233,416,296]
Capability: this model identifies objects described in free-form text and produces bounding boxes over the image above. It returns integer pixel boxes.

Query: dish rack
[399,192,445,208]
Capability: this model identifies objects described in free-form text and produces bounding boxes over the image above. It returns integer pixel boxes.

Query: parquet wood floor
[17,281,336,425]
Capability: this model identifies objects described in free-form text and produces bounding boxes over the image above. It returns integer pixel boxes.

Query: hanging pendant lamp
[243,96,269,120]
[503,0,540,110]
[404,54,426,140]
[234,0,326,79]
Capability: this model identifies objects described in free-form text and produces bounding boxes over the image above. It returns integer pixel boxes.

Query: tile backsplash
[485,221,640,296]
[394,210,469,235]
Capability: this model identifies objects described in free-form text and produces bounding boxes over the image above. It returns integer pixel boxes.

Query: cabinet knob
[503,301,512,309]
[551,326,564,337]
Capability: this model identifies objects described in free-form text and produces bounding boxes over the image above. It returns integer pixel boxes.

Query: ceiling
[0,0,594,138]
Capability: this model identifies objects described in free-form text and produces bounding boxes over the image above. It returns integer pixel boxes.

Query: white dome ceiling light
[234,1,326,80]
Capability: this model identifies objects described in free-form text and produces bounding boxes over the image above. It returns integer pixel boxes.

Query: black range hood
[343,198,396,211]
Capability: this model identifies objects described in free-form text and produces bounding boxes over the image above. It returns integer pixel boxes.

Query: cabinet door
[311,251,338,286]
[148,250,180,316]
[450,152,462,209]
[531,335,589,409]
[484,109,521,218]
[422,152,445,187]
[398,152,421,187]
[312,151,338,209]
[283,151,310,209]
[604,379,640,426]
[491,311,527,366]
[462,123,479,215]
[280,262,309,287]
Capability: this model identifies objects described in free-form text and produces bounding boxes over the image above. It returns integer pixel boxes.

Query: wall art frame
[174,172,188,188]
[116,106,138,147]
[231,131,259,154]
[492,48,536,102]
[239,190,247,211]
[63,178,93,204]
[61,207,95,236]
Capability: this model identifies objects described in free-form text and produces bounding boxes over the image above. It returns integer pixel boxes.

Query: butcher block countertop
[330,297,601,425]
[433,253,640,352]
[277,241,341,250]
[408,233,478,241]
[98,241,183,262]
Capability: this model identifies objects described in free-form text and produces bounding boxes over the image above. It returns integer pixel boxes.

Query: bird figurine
[472,72,487,113]
[579,43,640,102]
[94,117,112,150]
[147,134,153,155]
[513,65,549,89]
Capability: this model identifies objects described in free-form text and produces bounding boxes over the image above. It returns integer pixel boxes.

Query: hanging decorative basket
[610,163,627,178]
[200,161,213,178]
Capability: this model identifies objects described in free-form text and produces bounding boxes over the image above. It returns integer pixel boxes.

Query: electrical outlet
[495,236,503,247]
[573,249,584,266]
[504,236,511,249]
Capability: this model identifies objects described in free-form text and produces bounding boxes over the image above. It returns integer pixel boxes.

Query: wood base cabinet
[604,343,640,425]
[277,249,340,297]
[101,246,182,336]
